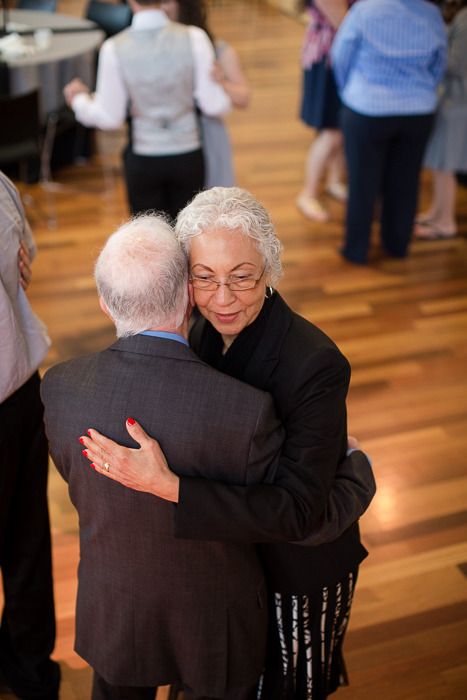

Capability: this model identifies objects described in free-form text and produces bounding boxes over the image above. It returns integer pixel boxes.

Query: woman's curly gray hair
[175,187,283,285]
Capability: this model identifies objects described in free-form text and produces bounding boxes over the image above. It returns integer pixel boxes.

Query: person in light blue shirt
[331,0,447,264]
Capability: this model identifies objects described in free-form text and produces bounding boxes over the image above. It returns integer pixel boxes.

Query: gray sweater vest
[114,23,200,156]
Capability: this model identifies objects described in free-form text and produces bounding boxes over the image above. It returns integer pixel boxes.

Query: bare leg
[430,170,457,232]
[416,207,437,225]
[417,170,439,224]
[297,129,343,221]
[302,129,342,198]
[326,132,346,188]
[415,170,457,238]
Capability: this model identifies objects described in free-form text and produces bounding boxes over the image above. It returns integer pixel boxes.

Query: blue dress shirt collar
[139,330,189,347]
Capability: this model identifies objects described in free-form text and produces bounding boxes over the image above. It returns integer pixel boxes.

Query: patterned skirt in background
[257,570,357,700]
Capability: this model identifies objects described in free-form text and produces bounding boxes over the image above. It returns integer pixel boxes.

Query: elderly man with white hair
[40,213,284,700]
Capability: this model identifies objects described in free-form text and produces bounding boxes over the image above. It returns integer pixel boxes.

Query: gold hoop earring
[265,286,274,299]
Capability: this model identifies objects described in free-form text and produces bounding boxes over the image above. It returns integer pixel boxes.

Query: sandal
[296,194,329,222]
[414,222,457,240]
[325,182,348,202]
[415,213,434,226]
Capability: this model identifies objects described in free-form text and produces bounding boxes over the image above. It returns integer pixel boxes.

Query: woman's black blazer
[175,293,368,593]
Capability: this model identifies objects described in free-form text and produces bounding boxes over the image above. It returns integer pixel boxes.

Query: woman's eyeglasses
[190,266,266,292]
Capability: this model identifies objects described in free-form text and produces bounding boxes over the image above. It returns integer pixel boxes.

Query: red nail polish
[127,417,136,425]
[90,463,96,470]
[82,449,87,456]
[87,429,92,436]
[79,437,85,445]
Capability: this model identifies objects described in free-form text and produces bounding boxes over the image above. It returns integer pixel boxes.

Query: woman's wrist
[152,472,180,503]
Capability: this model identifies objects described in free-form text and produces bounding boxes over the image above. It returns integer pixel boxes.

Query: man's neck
[146,324,188,341]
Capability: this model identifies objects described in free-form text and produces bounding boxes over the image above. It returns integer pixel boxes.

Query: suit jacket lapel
[241,293,293,390]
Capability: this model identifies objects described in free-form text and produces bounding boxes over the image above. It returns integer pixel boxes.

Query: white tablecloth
[3,9,104,119]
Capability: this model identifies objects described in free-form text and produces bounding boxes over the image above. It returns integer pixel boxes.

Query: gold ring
[103,462,110,472]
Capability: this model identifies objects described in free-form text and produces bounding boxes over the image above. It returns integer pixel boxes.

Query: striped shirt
[331,0,447,116]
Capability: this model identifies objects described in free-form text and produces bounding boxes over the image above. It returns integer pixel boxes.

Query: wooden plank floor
[2,1,467,698]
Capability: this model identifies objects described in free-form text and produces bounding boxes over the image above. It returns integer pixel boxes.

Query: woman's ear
[264,271,274,298]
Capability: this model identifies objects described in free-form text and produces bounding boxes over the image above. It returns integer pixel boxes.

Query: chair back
[85,0,132,38]
[0,90,41,165]
[17,0,58,11]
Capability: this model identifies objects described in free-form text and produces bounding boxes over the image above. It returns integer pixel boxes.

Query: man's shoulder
[181,23,212,51]
[41,350,105,392]
[192,353,272,408]
[0,170,17,200]
[0,170,24,236]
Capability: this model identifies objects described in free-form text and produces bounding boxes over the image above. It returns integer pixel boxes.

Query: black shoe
[2,660,60,700]
[0,666,13,693]
[339,247,368,265]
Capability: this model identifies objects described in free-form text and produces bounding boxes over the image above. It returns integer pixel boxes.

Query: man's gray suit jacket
[41,334,283,697]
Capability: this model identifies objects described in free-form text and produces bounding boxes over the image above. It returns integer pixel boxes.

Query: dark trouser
[91,674,156,700]
[123,146,205,221]
[0,372,59,700]
[92,674,257,700]
[341,107,434,264]
[187,689,257,699]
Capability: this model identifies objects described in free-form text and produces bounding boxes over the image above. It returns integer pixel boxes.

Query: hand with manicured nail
[78,418,179,502]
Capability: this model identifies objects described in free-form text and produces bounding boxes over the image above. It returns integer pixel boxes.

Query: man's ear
[99,296,113,320]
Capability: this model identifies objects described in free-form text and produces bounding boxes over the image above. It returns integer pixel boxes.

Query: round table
[4,9,105,120]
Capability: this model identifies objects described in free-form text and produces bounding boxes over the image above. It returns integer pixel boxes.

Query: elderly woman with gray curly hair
[82,186,374,700]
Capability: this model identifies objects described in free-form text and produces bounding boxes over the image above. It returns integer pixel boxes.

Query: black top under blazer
[176,293,368,593]
[41,334,283,695]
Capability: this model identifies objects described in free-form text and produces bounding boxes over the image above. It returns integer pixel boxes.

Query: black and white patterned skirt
[257,570,357,700]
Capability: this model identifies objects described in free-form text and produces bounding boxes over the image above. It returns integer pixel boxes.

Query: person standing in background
[0,170,59,700]
[415,0,467,240]
[64,0,231,220]
[296,0,354,223]
[332,0,447,264]
[161,0,250,188]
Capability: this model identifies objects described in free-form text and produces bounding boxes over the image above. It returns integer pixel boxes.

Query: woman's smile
[189,226,269,346]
